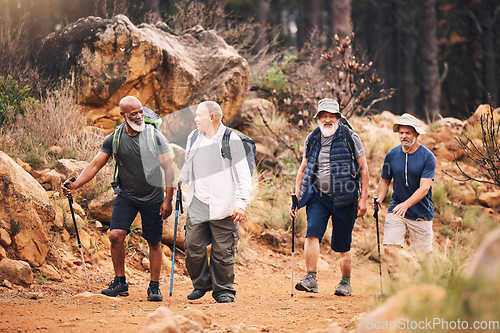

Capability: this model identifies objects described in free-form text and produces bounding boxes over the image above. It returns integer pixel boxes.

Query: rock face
[0,152,55,267]
[38,15,250,142]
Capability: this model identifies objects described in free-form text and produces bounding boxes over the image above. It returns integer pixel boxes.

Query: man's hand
[289,206,297,220]
[372,197,381,210]
[61,179,75,196]
[231,207,244,224]
[160,200,173,220]
[357,199,367,218]
[392,202,410,218]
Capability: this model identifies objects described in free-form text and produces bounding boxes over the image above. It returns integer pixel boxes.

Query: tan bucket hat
[393,113,426,135]
[313,98,340,118]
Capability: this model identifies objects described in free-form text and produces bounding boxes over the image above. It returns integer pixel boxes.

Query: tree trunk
[297,0,320,49]
[253,0,267,54]
[374,1,390,112]
[481,0,497,107]
[420,0,441,120]
[401,0,415,114]
[331,0,352,40]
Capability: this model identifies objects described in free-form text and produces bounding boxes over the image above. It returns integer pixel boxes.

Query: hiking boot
[147,285,163,302]
[295,274,319,293]
[334,280,352,296]
[101,279,129,297]
[216,295,234,303]
[187,289,208,300]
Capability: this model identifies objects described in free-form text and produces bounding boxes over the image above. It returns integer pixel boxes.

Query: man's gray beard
[319,122,338,137]
[401,137,416,150]
[126,118,145,132]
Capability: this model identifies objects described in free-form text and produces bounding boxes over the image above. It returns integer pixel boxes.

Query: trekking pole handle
[373,197,380,218]
[64,177,77,202]
[291,194,298,210]
[177,181,183,214]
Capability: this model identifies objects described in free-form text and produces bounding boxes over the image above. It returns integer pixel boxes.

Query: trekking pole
[64,178,91,292]
[373,197,383,295]
[169,181,183,296]
[290,194,298,297]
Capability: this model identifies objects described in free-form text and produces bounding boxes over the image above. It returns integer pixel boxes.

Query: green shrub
[432,182,452,213]
[0,75,35,127]
[261,64,287,93]
[10,219,21,237]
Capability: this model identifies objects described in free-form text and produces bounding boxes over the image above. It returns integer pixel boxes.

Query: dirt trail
[0,237,378,332]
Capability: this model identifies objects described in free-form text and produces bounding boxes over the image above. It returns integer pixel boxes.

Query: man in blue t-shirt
[374,113,436,253]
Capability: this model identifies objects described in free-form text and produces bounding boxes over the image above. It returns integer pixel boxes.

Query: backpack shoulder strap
[305,127,321,157]
[188,129,200,152]
[221,127,233,160]
[145,124,157,155]
[112,123,125,156]
[340,123,355,157]
[111,123,125,182]
[340,123,358,179]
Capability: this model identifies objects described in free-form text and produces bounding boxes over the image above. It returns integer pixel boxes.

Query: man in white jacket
[178,101,252,303]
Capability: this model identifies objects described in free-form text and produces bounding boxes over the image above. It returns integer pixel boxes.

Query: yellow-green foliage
[247,110,288,136]
[458,206,498,247]
[363,129,399,159]
[463,123,483,140]
[245,173,306,235]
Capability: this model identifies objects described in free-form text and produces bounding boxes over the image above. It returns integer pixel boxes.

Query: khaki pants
[185,196,239,300]
[383,213,433,253]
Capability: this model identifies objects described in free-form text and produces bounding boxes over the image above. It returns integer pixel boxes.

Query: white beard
[319,122,338,137]
[126,117,145,132]
[401,137,416,150]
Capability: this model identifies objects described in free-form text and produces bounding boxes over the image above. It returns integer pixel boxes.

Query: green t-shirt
[100,125,171,204]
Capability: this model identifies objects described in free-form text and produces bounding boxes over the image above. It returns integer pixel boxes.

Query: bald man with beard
[62,96,175,301]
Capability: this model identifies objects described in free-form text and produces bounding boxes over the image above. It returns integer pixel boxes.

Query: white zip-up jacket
[179,123,252,220]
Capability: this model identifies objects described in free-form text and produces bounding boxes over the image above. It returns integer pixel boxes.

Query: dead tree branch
[256,106,301,164]
[444,103,500,188]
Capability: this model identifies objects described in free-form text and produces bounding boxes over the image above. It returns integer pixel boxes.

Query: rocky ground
[0,233,381,333]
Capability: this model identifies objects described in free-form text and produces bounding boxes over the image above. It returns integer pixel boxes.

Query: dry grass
[362,127,400,159]
[0,86,103,167]
[245,172,306,235]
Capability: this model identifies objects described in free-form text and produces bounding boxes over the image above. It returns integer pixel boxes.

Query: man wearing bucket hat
[374,113,436,254]
[290,98,369,296]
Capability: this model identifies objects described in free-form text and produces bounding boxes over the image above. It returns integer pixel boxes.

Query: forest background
[1,0,499,122]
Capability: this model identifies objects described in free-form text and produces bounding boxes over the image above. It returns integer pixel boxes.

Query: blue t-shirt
[381,144,436,220]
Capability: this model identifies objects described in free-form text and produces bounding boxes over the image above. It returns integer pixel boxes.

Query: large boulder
[0,258,33,286]
[38,15,251,142]
[225,98,276,129]
[88,189,115,224]
[0,152,55,267]
[465,104,500,129]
